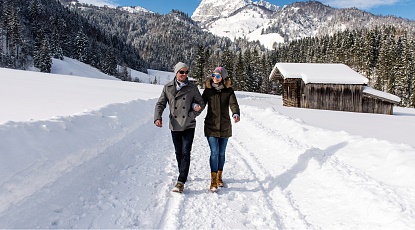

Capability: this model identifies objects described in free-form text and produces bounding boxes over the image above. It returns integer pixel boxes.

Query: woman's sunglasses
[211,73,221,79]
[178,70,189,74]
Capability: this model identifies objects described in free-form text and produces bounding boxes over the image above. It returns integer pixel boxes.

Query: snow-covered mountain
[192,1,415,49]
[191,0,251,22]
[119,6,153,14]
[194,2,283,49]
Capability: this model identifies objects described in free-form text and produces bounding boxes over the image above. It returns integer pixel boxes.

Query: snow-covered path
[1,95,415,229]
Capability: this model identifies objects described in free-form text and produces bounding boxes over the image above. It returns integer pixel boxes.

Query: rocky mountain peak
[191,0,251,22]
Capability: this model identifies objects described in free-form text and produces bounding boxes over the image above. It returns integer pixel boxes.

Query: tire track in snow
[230,116,315,229]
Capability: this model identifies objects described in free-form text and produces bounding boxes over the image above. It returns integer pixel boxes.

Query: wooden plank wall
[282,79,301,107]
[362,95,394,115]
[278,75,396,114]
[302,84,363,112]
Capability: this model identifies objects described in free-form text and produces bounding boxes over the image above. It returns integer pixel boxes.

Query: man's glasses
[211,73,221,78]
[178,70,189,74]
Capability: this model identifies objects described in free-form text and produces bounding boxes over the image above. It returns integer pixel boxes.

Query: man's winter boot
[210,172,218,192]
[217,170,224,187]
[172,181,184,193]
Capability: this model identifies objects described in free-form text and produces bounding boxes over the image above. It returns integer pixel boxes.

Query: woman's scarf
[211,82,225,91]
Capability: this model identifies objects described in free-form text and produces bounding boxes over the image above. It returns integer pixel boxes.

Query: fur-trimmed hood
[205,78,232,89]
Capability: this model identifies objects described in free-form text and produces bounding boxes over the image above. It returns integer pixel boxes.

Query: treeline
[0,0,143,76]
[190,42,277,95]
[274,26,415,107]
[191,25,415,107]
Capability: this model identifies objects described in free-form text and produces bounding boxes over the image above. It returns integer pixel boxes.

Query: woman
[202,66,240,192]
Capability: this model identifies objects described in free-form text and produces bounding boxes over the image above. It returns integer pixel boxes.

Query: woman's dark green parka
[202,78,240,137]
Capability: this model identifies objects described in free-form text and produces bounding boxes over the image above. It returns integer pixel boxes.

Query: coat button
[175,107,177,109]
[174,116,177,118]
[183,98,185,100]
[183,116,185,118]
[183,107,185,109]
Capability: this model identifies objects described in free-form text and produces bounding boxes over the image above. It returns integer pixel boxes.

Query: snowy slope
[51,57,119,81]
[0,64,415,229]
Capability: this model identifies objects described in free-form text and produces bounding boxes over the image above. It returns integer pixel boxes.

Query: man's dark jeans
[171,128,195,183]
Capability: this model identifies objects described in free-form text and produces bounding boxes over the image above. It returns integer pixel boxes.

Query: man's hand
[155,119,162,127]
[233,115,240,123]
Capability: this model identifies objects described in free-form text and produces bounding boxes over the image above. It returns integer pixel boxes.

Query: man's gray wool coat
[154,79,205,131]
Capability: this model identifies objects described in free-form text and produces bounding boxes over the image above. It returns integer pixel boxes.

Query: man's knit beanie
[174,62,188,74]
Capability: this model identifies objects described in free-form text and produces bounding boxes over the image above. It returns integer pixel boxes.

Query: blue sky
[78,0,415,20]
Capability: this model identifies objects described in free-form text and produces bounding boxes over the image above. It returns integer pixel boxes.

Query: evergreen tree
[260,54,272,94]
[220,46,235,81]
[33,32,44,68]
[37,36,52,72]
[118,65,131,81]
[242,49,253,91]
[410,38,415,107]
[361,28,380,85]
[49,16,64,60]
[74,30,89,63]
[28,0,46,33]
[103,47,117,76]
[192,45,206,87]
[5,7,22,68]
[399,35,415,107]
[204,48,216,82]
[251,49,262,92]
[234,52,244,91]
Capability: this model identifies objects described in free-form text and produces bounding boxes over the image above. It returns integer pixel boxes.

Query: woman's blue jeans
[207,136,229,172]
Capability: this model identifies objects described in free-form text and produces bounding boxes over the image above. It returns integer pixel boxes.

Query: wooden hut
[269,63,401,115]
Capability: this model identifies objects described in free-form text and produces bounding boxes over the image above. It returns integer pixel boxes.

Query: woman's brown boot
[210,172,218,192]
[217,170,224,187]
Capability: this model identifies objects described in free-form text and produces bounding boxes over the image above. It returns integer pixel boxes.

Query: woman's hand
[233,115,240,123]
[194,104,202,112]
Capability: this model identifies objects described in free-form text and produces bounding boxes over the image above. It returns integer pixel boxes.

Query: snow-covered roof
[273,63,369,85]
[363,86,401,103]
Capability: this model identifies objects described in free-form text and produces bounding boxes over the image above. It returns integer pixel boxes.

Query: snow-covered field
[1,59,415,229]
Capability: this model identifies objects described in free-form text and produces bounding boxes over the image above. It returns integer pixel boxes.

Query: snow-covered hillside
[1,63,415,229]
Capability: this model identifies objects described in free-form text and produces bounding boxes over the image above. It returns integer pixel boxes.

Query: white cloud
[77,0,118,8]
[321,0,400,9]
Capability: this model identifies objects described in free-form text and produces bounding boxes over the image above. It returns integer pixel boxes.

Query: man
[154,62,205,193]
